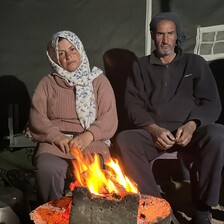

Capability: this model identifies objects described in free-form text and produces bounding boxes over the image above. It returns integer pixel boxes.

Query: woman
[29,31,118,204]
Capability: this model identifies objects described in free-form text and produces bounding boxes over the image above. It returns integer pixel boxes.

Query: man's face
[152,20,177,57]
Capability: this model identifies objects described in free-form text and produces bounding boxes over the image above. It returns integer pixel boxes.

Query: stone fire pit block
[70,186,140,224]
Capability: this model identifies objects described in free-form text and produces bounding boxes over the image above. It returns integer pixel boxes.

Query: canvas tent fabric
[0,0,224,98]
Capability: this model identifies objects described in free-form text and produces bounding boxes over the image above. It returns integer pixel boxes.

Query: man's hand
[69,131,94,151]
[175,121,197,147]
[144,124,175,150]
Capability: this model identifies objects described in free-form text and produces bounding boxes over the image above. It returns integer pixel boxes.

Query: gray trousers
[116,123,224,207]
[35,154,69,205]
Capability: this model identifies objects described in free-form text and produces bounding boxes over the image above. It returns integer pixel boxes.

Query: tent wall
[0,0,146,97]
[1,0,224,96]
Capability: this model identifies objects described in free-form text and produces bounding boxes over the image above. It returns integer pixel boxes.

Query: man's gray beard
[159,48,174,56]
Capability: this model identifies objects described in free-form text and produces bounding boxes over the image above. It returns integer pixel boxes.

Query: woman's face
[57,38,81,72]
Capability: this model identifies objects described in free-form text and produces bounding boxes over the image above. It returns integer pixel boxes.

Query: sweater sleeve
[87,75,118,141]
[29,76,62,144]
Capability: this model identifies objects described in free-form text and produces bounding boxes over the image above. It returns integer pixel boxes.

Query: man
[116,12,224,224]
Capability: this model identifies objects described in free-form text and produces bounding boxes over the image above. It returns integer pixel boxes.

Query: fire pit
[30,187,171,224]
[30,148,172,223]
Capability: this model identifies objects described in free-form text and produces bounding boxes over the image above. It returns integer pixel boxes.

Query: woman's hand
[69,131,94,151]
[52,135,72,154]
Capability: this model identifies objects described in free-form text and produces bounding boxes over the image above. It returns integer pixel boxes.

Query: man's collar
[149,48,182,65]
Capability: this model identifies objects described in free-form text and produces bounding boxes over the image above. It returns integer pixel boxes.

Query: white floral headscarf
[46,31,102,129]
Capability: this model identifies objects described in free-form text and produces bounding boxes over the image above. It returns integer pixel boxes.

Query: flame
[70,147,138,196]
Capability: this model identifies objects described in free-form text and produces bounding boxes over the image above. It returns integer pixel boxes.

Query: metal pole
[145,0,152,55]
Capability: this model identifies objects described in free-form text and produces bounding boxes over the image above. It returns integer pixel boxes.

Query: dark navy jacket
[125,50,222,131]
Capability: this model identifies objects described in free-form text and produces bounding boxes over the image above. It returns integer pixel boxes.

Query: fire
[70,147,138,196]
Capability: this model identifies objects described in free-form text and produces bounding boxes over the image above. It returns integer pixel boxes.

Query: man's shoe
[191,210,212,224]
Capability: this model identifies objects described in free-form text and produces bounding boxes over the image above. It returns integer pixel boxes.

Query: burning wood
[70,147,138,196]
[70,169,133,196]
